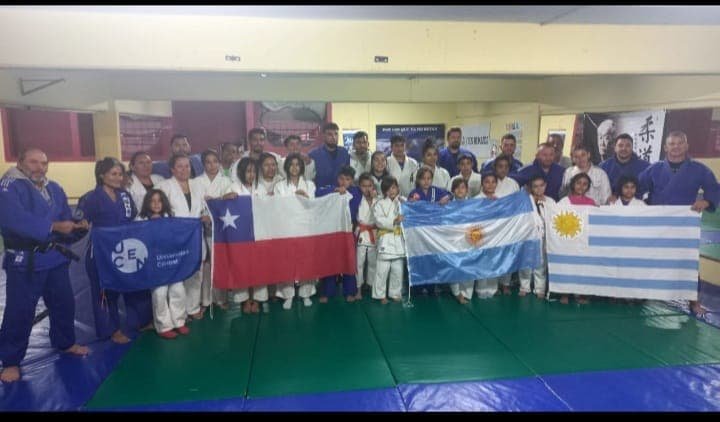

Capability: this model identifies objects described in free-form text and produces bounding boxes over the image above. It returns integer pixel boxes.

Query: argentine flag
[401,191,541,287]
[546,205,701,300]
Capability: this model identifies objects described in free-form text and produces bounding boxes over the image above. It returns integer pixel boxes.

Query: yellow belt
[377,226,402,237]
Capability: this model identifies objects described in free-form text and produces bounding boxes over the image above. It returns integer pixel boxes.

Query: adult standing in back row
[638,130,720,316]
[310,122,350,187]
[438,127,478,177]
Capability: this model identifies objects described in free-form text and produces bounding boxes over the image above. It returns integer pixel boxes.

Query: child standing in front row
[408,167,451,297]
[373,176,406,304]
[137,189,190,339]
[473,173,504,298]
[519,175,556,299]
[355,172,379,300]
[273,153,317,310]
[612,175,647,207]
[449,178,475,304]
[558,172,596,305]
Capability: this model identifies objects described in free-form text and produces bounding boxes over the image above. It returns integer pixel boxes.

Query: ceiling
[5,5,720,25]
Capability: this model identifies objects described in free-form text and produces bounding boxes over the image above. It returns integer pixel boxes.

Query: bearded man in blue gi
[0,148,89,383]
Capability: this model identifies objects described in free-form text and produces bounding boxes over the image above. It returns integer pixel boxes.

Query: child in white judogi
[372,176,406,304]
[354,173,378,300]
[223,157,269,314]
[273,153,318,310]
[448,178,476,304]
[519,175,556,299]
[473,173,502,298]
[611,175,647,207]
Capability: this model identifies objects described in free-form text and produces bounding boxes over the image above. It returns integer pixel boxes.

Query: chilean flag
[206,194,356,288]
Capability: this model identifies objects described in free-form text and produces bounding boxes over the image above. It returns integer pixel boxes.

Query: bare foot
[250,301,260,314]
[577,296,590,305]
[560,295,569,305]
[518,290,527,297]
[217,302,229,310]
[691,301,707,317]
[319,296,328,304]
[111,330,131,344]
[456,294,468,304]
[354,292,362,300]
[64,344,90,356]
[0,366,20,383]
[392,296,402,303]
[502,286,512,295]
[190,311,204,320]
[535,293,545,300]
[381,298,388,305]
[346,295,356,302]
[140,323,154,332]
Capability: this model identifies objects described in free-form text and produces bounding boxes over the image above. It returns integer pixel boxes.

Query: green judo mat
[86,294,720,409]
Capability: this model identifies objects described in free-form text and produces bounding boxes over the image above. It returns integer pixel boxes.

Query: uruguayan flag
[401,191,541,287]
[546,205,701,300]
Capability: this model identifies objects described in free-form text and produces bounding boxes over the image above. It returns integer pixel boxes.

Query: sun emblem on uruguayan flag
[465,225,484,246]
[552,210,583,239]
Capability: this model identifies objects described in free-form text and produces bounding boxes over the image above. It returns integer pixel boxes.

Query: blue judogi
[152,154,203,179]
[438,147,478,177]
[600,153,650,197]
[77,185,152,340]
[315,184,361,298]
[511,160,565,202]
[309,146,350,188]
[408,186,452,203]
[0,169,78,367]
[481,156,523,174]
[638,158,720,211]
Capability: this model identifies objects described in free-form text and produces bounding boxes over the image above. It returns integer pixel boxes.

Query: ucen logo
[112,238,148,274]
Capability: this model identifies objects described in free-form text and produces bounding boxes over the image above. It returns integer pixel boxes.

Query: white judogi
[449,172,482,197]
[561,165,612,205]
[278,156,316,183]
[612,197,647,207]
[157,176,206,317]
[194,172,232,200]
[273,177,318,301]
[350,152,373,181]
[519,194,556,295]
[373,196,406,300]
[136,214,187,333]
[387,154,419,197]
[194,172,233,307]
[128,173,165,211]
[370,172,387,199]
[225,181,268,304]
[422,164,451,191]
[256,175,285,199]
[356,195,378,290]
[495,176,520,198]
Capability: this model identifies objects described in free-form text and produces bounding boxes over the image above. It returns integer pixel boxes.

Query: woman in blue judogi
[78,157,152,344]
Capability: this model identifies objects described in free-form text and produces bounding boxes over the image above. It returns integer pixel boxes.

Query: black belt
[4,238,80,271]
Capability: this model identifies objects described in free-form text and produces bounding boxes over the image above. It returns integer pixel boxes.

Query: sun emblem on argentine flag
[553,210,583,239]
[465,225,484,246]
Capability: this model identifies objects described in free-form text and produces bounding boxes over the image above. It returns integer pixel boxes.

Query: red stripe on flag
[212,232,356,289]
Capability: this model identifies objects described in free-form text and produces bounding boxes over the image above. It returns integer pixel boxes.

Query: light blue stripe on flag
[588,215,700,227]
[589,237,700,248]
[408,239,540,286]
[550,274,697,291]
[547,254,699,270]
[401,191,533,229]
